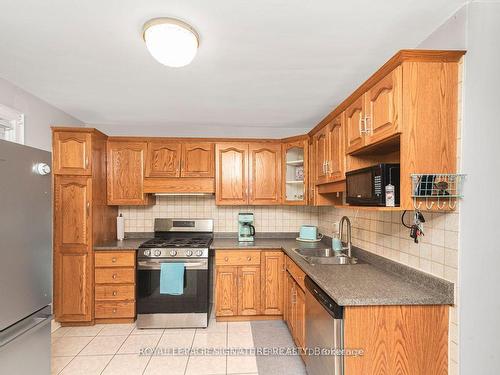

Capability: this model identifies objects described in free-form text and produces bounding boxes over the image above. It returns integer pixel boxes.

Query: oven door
[136,258,209,328]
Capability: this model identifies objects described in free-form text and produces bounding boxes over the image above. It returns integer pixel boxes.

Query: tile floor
[51,312,306,375]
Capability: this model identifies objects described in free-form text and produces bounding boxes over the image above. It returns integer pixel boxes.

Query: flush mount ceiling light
[142,17,199,68]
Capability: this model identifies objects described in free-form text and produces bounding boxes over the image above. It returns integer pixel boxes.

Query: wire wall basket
[411,174,466,210]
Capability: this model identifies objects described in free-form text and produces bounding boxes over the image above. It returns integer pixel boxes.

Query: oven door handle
[137,260,208,270]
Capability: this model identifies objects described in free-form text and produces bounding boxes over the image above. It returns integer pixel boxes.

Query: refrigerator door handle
[0,312,52,349]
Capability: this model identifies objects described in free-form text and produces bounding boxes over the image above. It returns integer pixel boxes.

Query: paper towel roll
[117,214,125,240]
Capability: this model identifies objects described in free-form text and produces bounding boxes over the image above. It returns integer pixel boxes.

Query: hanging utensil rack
[411,173,466,210]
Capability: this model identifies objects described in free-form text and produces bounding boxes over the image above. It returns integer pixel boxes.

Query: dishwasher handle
[305,276,343,319]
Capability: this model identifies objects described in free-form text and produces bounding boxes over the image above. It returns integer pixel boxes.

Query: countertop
[94,238,151,250]
[211,238,453,307]
[94,236,453,307]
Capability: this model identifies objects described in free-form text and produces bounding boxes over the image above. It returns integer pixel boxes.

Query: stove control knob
[186,250,193,257]
[169,250,177,256]
[144,250,151,257]
[154,250,161,257]
[196,250,203,257]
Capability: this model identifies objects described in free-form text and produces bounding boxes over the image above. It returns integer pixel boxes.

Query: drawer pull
[247,256,252,261]
[112,291,117,296]
[112,257,117,263]
[112,274,117,279]
[224,257,228,261]
[112,308,117,313]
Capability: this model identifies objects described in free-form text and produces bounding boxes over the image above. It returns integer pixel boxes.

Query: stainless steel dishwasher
[305,276,344,375]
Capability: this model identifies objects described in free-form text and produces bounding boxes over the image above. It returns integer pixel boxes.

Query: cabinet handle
[112,308,117,313]
[247,256,252,261]
[224,257,229,262]
[85,156,89,168]
[112,274,117,279]
[86,202,90,216]
[364,114,372,134]
[359,114,366,134]
[112,257,117,263]
[112,291,117,296]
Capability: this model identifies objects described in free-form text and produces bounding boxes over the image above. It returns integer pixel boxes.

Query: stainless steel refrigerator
[0,139,52,374]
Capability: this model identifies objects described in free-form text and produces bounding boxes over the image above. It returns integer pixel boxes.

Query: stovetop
[139,237,212,249]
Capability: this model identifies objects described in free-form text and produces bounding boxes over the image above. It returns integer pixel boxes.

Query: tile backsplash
[119,195,318,233]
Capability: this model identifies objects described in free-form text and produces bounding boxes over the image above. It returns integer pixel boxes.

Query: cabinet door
[248,142,282,205]
[313,127,329,185]
[237,266,261,316]
[261,251,284,315]
[215,266,238,317]
[364,66,402,146]
[53,131,92,175]
[307,138,317,205]
[107,141,150,205]
[327,114,346,182]
[345,96,365,153]
[181,142,215,177]
[285,273,296,333]
[54,176,93,322]
[146,142,181,177]
[295,286,306,349]
[215,143,248,205]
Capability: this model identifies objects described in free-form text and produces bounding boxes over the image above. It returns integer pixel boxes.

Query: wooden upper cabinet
[282,140,308,205]
[345,96,365,154]
[313,127,329,185]
[107,141,151,205]
[237,266,261,316]
[53,131,92,175]
[327,114,346,182]
[145,142,181,177]
[363,66,402,146]
[181,142,215,177]
[248,143,282,205]
[261,251,284,315]
[215,143,248,205]
[53,176,92,322]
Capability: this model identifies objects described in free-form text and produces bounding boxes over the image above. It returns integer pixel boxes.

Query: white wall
[0,77,83,151]
[459,2,500,374]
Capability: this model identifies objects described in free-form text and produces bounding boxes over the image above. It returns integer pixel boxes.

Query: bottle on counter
[332,222,342,251]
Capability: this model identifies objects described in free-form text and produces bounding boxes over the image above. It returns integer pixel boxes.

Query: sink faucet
[339,216,352,258]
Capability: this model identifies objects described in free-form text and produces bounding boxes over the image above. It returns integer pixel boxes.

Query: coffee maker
[238,213,255,242]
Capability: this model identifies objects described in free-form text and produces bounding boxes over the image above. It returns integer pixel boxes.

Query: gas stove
[138,218,213,259]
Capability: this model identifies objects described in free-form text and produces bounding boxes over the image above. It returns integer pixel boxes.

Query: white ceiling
[0,0,464,137]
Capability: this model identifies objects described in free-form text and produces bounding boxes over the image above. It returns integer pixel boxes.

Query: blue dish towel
[160,263,185,295]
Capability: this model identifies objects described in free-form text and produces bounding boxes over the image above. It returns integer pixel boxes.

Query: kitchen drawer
[216,250,261,266]
[95,251,135,268]
[95,284,135,301]
[95,268,135,284]
[95,301,135,319]
[286,257,306,291]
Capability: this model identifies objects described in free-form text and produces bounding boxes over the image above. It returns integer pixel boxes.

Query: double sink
[292,247,358,265]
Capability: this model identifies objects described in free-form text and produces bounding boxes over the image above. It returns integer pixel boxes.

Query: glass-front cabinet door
[282,139,308,205]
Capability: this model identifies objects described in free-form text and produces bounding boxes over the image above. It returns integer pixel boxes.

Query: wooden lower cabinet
[284,256,306,350]
[215,250,283,320]
[261,251,284,315]
[344,305,449,375]
[94,250,136,323]
[215,266,239,317]
[238,266,261,316]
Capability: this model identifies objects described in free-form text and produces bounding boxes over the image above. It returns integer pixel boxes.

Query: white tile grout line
[54,325,107,374]
[99,325,138,375]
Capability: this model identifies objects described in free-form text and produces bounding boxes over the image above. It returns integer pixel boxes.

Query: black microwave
[345,164,400,206]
